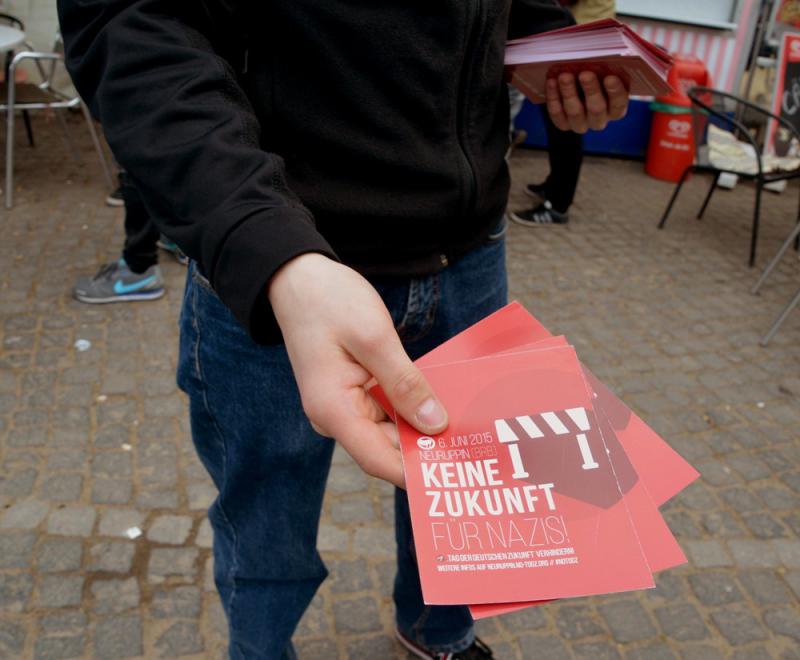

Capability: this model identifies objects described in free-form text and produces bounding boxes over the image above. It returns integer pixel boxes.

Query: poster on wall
[768,31,800,156]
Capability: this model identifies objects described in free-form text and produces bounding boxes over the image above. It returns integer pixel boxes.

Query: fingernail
[415,398,446,428]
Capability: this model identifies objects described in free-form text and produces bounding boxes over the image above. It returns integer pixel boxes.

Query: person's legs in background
[509,109,583,226]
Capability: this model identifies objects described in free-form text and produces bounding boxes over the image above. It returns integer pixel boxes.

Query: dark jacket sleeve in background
[57,0,338,344]
[509,0,575,40]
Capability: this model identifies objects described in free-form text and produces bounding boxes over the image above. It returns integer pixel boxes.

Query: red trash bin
[646,56,712,182]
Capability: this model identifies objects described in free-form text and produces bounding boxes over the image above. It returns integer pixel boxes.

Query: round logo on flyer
[417,436,436,450]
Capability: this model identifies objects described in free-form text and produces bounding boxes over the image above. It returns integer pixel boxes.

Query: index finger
[328,413,405,487]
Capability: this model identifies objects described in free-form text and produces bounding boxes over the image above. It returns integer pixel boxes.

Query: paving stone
[688,572,743,606]
[150,586,201,619]
[343,635,395,658]
[186,482,217,510]
[0,620,26,657]
[498,603,549,633]
[33,634,86,660]
[330,495,376,524]
[786,571,800,600]
[94,615,143,659]
[737,570,794,605]
[574,641,622,660]
[147,514,193,545]
[37,575,84,609]
[763,608,800,642]
[684,540,733,568]
[46,506,96,537]
[757,485,800,511]
[352,527,394,557]
[554,604,605,640]
[97,509,144,537]
[599,600,657,643]
[742,512,789,539]
[624,642,678,660]
[136,488,180,510]
[38,611,87,634]
[37,539,83,572]
[0,573,33,612]
[710,607,768,646]
[653,603,709,641]
[332,596,382,634]
[92,453,132,479]
[0,466,38,497]
[519,633,571,660]
[155,621,204,657]
[664,511,703,538]
[91,479,132,504]
[327,463,370,495]
[148,547,199,582]
[40,474,83,502]
[0,498,50,529]
[773,540,800,568]
[329,559,373,593]
[88,541,135,573]
[728,540,780,568]
[679,645,724,660]
[0,530,36,568]
[91,578,140,615]
[195,518,213,548]
[317,524,349,552]
[295,638,338,658]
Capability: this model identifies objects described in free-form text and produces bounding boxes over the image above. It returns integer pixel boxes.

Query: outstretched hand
[545,71,629,133]
[268,253,448,488]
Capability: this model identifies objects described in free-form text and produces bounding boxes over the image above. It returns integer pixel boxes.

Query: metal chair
[0,12,35,146]
[657,87,800,267]
[751,221,800,345]
[0,34,112,208]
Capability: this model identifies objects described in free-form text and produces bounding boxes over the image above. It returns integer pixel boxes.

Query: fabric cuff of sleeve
[210,208,339,345]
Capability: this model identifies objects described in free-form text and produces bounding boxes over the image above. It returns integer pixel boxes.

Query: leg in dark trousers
[120,172,160,274]
[541,109,584,214]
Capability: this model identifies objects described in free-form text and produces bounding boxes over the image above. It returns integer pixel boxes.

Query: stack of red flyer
[371,302,698,618]
[506,18,673,102]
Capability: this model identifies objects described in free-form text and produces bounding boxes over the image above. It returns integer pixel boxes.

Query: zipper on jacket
[455,0,484,221]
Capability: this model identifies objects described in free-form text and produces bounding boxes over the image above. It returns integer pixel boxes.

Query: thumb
[351,330,448,435]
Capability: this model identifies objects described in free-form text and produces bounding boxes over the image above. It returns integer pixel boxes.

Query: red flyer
[372,302,699,506]
[397,345,655,605]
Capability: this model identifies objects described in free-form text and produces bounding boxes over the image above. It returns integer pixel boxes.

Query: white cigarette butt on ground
[121,443,132,451]
[74,339,91,351]
[126,527,142,539]
[96,395,107,403]
[757,402,766,408]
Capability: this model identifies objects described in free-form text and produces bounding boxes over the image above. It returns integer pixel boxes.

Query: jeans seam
[190,277,240,625]
[397,275,439,344]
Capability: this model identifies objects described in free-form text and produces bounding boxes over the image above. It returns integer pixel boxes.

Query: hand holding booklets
[506,19,673,103]
[371,303,698,617]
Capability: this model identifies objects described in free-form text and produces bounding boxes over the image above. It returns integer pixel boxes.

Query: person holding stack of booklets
[58,1,629,658]
[509,0,617,227]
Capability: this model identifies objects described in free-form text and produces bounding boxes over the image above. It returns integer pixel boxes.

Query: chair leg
[752,221,800,294]
[5,109,14,209]
[21,110,33,147]
[697,172,720,219]
[81,102,113,190]
[658,166,693,229]
[761,285,800,346]
[749,180,764,267]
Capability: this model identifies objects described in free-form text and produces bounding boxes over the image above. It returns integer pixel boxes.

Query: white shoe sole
[73,289,165,304]
[395,628,439,660]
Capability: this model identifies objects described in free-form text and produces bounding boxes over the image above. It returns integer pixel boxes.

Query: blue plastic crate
[514,98,653,159]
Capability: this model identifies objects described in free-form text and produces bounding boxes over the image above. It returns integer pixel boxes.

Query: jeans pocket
[396,275,439,343]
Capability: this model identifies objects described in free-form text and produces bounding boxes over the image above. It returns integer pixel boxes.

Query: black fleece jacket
[58,1,571,344]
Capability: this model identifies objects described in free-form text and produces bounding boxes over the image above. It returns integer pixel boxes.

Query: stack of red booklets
[371,302,698,618]
[506,18,673,102]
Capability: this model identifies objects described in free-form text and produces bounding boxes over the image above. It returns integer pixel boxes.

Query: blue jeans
[177,227,507,659]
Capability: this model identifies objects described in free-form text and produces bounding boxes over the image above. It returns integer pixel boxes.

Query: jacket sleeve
[509,0,575,40]
[57,0,338,344]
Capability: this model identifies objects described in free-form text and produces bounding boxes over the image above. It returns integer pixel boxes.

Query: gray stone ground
[0,115,799,660]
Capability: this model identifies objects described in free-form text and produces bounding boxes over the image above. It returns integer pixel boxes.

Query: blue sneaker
[157,235,189,265]
[73,259,165,304]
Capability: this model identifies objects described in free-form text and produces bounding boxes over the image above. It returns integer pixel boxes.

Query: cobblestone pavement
[1,117,799,660]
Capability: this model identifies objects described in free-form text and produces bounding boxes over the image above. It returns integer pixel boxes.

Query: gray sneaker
[73,259,165,304]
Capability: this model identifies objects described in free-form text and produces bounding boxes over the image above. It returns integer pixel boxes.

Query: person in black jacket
[57,2,629,658]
